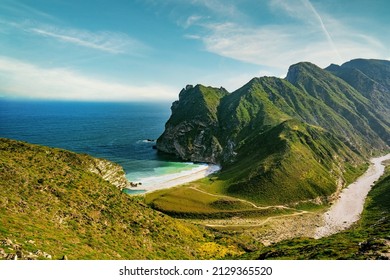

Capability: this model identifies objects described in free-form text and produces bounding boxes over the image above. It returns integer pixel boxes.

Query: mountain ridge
[156,58,390,205]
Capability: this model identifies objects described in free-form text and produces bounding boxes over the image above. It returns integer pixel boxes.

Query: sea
[0,100,207,192]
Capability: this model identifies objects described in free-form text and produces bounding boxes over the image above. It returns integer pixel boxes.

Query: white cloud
[0,56,177,101]
[185,0,387,72]
[1,19,149,55]
[190,0,241,18]
[183,15,204,28]
[28,26,148,55]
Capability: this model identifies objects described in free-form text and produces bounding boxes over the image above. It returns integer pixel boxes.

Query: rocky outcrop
[156,84,228,164]
[0,238,52,260]
[88,158,131,191]
[157,120,222,163]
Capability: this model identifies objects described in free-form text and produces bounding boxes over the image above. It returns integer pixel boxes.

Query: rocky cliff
[156,59,390,204]
[157,84,228,163]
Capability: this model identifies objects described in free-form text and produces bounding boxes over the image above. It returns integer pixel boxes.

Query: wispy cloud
[1,19,149,55]
[190,0,241,18]
[182,15,204,28]
[0,0,57,21]
[29,26,146,55]
[271,0,342,61]
[185,0,386,72]
[0,56,176,101]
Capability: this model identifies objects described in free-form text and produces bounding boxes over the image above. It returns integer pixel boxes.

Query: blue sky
[0,0,389,101]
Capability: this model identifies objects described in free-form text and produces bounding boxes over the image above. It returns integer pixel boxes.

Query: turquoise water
[123,189,147,195]
[0,100,203,181]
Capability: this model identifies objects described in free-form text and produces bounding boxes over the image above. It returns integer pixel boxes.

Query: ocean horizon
[0,99,207,187]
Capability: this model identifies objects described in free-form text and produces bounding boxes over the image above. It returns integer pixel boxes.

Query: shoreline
[314,153,390,239]
[126,164,221,193]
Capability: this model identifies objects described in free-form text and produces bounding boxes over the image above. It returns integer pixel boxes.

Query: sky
[0,0,389,102]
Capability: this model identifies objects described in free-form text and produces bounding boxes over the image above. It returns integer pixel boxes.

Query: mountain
[0,138,242,260]
[326,59,390,131]
[157,59,390,205]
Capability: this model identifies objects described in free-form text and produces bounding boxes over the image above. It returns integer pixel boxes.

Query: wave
[126,163,221,193]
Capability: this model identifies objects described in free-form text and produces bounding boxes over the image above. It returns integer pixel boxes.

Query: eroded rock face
[157,120,222,163]
[156,84,229,164]
[88,158,131,191]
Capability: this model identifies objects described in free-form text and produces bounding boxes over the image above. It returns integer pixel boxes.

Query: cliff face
[157,84,228,163]
[156,59,390,204]
[88,158,131,191]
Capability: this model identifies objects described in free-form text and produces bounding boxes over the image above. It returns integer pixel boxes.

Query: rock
[88,158,132,191]
[43,252,52,259]
[156,85,227,164]
[34,249,43,256]
[0,248,6,258]
[1,238,13,246]
[6,253,17,260]
[16,250,23,259]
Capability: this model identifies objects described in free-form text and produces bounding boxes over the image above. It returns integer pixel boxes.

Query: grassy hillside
[286,62,389,152]
[326,59,390,128]
[224,119,365,204]
[155,59,389,211]
[239,164,390,260]
[0,138,242,260]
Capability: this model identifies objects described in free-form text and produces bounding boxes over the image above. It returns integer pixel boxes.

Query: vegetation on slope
[155,59,389,209]
[0,138,242,260]
[239,164,390,260]
[326,59,390,129]
[224,119,364,204]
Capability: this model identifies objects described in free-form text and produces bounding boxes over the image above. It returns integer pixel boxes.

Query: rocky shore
[88,158,132,191]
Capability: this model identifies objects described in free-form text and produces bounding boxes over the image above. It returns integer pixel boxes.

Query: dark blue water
[0,100,195,181]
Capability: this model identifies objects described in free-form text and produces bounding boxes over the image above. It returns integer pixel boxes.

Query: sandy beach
[129,164,221,193]
[315,153,390,238]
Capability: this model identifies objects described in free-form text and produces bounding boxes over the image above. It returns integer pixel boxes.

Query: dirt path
[314,153,390,239]
[203,210,309,228]
[189,186,294,211]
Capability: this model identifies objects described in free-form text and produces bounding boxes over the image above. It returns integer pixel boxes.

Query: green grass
[145,183,295,219]
[0,138,244,260]
[239,165,390,260]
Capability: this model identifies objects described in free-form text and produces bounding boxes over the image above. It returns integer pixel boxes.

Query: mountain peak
[157,58,389,204]
[285,61,322,83]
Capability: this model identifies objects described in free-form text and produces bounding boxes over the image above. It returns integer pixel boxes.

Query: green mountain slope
[0,138,241,260]
[156,59,389,205]
[239,164,390,260]
[326,59,390,129]
[286,62,389,152]
[225,119,362,204]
